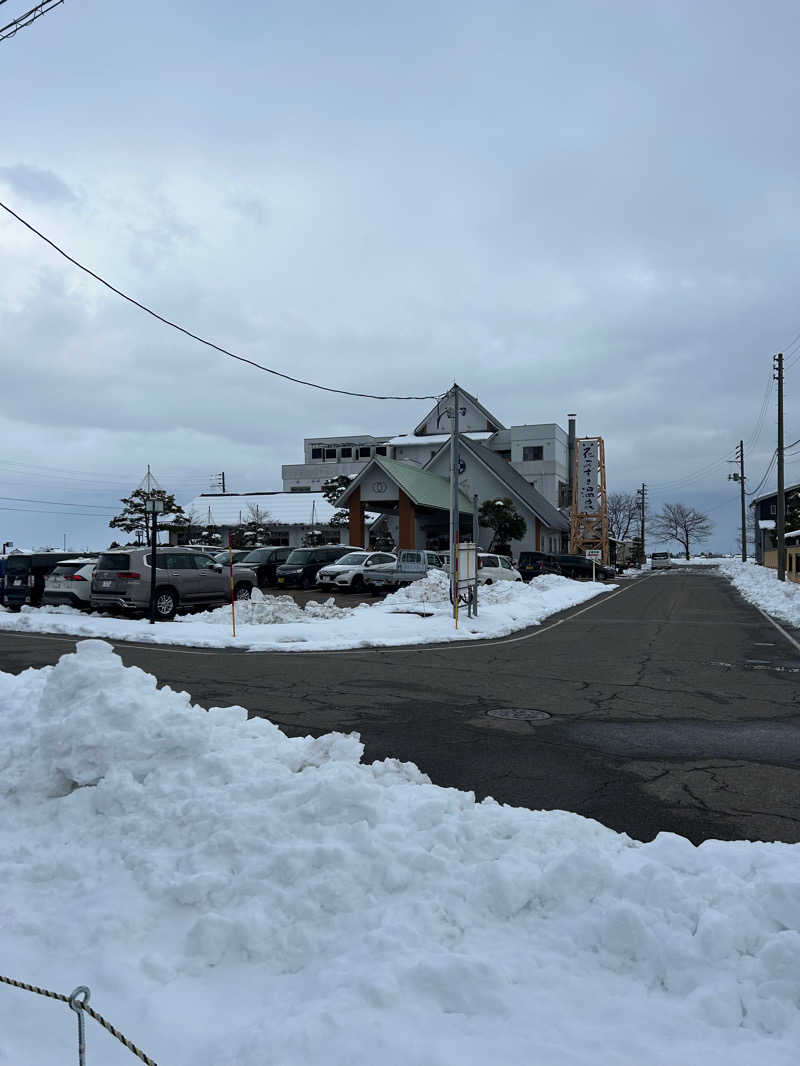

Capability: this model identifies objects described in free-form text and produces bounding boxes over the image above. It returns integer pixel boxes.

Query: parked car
[317,551,397,591]
[232,546,293,588]
[274,545,356,589]
[365,549,444,593]
[3,551,87,610]
[517,551,562,581]
[555,554,614,581]
[43,558,97,609]
[213,550,252,565]
[91,547,257,620]
[477,553,522,584]
[651,552,673,570]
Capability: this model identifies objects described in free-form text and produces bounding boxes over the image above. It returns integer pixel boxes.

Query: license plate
[102,580,111,587]
[277,577,285,584]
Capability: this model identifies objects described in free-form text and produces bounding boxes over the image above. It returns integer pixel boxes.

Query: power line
[0,494,112,509]
[0,199,442,403]
[747,449,778,498]
[0,0,63,42]
[0,505,115,517]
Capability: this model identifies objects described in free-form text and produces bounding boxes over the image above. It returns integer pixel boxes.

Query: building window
[311,447,323,460]
[340,447,352,459]
[375,446,387,456]
[325,448,337,460]
[523,446,543,462]
[771,503,777,515]
[359,446,372,459]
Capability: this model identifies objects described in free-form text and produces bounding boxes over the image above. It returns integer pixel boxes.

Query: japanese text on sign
[578,439,599,513]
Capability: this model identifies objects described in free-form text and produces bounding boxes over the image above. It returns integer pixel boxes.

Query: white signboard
[578,439,599,513]
[586,549,602,560]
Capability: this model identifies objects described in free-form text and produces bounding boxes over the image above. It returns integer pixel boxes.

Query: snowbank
[0,574,613,651]
[1,641,799,1065]
[718,558,800,628]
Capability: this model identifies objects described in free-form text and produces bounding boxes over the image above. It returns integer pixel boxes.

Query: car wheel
[515,577,522,582]
[351,574,364,592]
[154,588,177,620]
[234,582,252,601]
[484,578,493,585]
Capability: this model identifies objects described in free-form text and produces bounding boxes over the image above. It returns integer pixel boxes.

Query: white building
[281,386,573,511]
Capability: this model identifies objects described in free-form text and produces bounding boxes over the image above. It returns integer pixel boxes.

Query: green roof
[340,456,473,513]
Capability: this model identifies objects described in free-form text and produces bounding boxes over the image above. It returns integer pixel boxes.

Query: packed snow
[0,571,613,650]
[1,641,799,1064]
[718,558,800,628]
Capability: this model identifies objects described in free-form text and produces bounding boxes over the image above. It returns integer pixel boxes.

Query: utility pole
[449,384,460,620]
[637,483,647,563]
[775,353,785,581]
[728,441,747,561]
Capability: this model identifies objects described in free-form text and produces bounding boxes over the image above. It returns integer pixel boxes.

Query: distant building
[750,481,800,564]
[281,385,572,511]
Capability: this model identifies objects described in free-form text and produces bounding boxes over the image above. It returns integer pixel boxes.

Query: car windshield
[286,550,312,564]
[243,549,270,562]
[336,553,369,566]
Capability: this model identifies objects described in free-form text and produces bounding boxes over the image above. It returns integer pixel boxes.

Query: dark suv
[275,545,355,589]
[517,551,562,581]
[232,546,293,588]
[555,554,614,581]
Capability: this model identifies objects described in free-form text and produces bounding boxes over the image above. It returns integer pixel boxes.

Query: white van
[651,552,672,570]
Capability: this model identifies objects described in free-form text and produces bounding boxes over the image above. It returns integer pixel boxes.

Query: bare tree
[651,502,712,560]
[606,491,640,543]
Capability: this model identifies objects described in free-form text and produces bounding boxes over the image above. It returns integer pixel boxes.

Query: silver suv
[91,547,257,620]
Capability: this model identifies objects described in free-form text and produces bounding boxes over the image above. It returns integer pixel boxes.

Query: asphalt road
[3,568,800,844]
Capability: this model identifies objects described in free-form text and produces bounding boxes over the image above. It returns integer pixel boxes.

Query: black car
[275,545,356,589]
[517,551,562,581]
[233,546,293,588]
[555,554,614,581]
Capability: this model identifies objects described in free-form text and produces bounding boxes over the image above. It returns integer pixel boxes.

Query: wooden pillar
[348,488,364,548]
[398,490,415,548]
[535,517,541,551]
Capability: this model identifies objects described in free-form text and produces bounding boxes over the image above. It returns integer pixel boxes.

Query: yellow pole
[228,533,236,638]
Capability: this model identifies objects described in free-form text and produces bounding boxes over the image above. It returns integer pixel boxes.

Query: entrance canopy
[337,456,472,549]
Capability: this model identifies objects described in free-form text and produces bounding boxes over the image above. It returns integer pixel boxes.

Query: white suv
[317,551,396,591]
[477,553,522,584]
[43,558,97,609]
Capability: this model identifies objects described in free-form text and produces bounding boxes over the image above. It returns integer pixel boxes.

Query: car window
[166,553,194,570]
[374,554,395,564]
[338,553,369,566]
[97,553,130,571]
[500,558,512,569]
[426,553,440,564]
[482,556,499,567]
[50,564,83,578]
[191,554,217,569]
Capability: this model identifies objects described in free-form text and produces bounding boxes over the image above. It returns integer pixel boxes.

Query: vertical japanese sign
[578,439,599,513]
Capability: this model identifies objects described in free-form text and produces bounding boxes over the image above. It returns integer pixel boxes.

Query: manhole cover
[486,707,552,721]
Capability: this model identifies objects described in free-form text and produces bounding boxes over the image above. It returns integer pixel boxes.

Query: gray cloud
[0,164,77,205]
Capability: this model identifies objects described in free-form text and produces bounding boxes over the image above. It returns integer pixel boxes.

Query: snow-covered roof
[184,492,376,527]
[388,431,494,447]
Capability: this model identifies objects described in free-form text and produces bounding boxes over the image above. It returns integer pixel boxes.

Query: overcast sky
[2,0,799,554]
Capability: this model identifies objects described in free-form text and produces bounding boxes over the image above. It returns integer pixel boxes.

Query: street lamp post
[145,498,165,623]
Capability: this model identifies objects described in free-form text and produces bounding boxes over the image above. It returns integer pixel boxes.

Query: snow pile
[719,559,800,627]
[191,588,351,625]
[0,575,613,651]
[1,642,799,1065]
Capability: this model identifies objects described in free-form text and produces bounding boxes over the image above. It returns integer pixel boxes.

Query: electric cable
[0,0,63,42]
[0,200,443,402]
[0,494,112,508]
